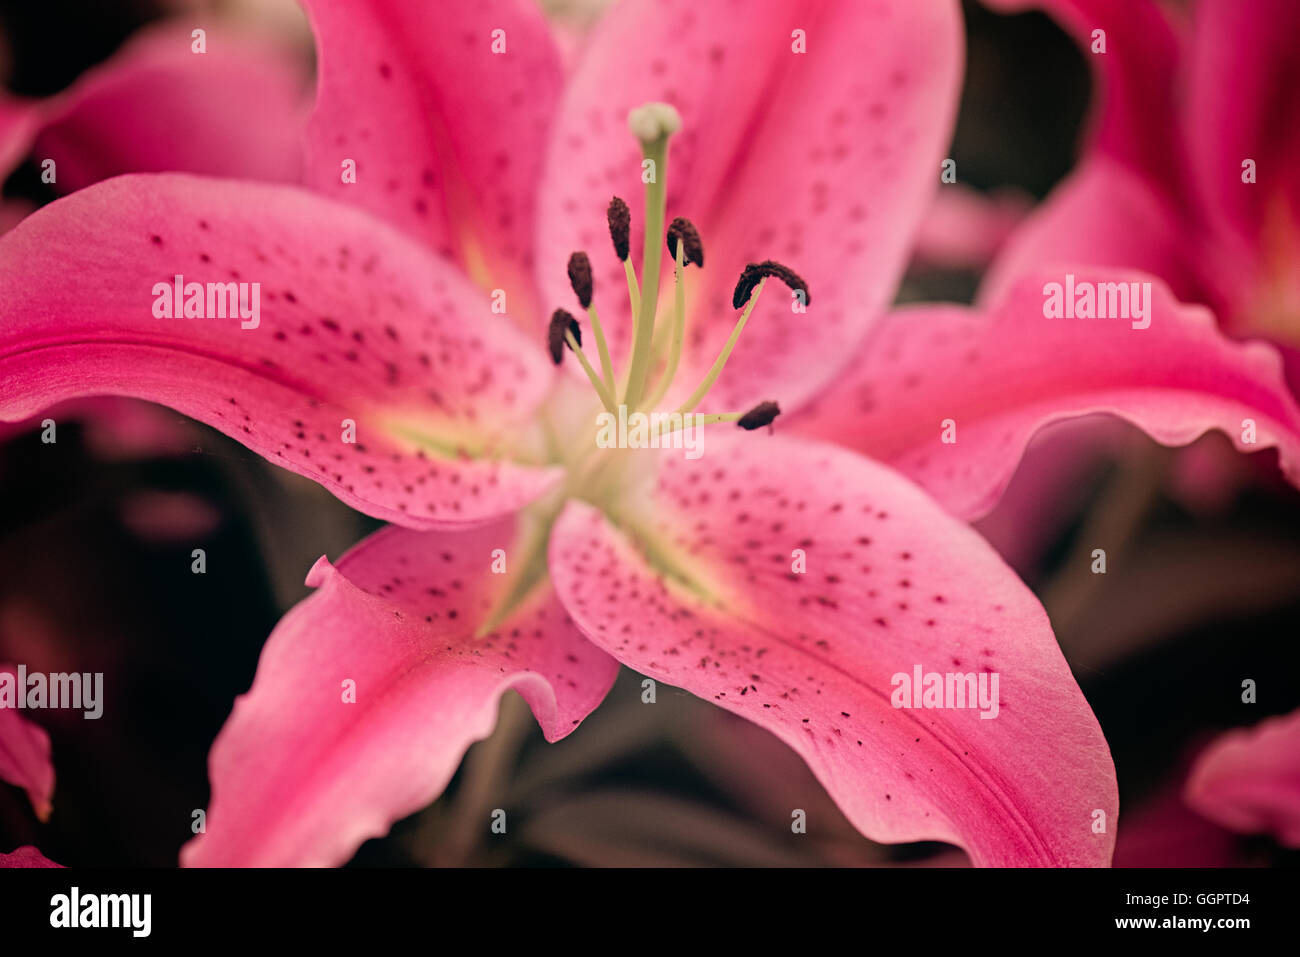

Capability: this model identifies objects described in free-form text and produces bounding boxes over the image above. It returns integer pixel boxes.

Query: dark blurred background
[1,0,1297,867]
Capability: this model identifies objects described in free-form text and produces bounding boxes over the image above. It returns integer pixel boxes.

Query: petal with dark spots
[183,516,619,867]
[0,174,561,528]
[548,434,1117,866]
[301,0,562,318]
[793,270,1300,519]
[536,0,962,412]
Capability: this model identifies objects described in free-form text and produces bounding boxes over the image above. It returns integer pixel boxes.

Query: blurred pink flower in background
[0,19,308,220]
[1186,709,1300,848]
[0,664,54,823]
[983,0,1300,388]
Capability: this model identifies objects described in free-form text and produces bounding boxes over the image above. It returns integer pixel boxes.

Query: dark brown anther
[567,252,594,308]
[607,196,631,261]
[665,217,704,268]
[736,400,781,431]
[547,309,581,365]
[731,260,811,309]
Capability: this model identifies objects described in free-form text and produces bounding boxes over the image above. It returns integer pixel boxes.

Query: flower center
[476,103,807,633]
[546,104,807,502]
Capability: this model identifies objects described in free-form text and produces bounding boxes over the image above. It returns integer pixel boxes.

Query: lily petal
[301,0,563,315]
[548,434,1117,866]
[0,664,54,821]
[182,517,618,866]
[1185,0,1300,251]
[1185,709,1300,848]
[33,22,308,192]
[980,157,1212,311]
[0,174,561,528]
[537,0,962,411]
[793,270,1300,519]
[1182,0,1300,340]
[978,2,1243,318]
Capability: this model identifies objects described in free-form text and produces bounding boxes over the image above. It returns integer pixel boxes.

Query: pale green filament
[653,411,746,435]
[623,258,641,339]
[674,278,767,414]
[641,239,687,411]
[566,330,616,413]
[586,303,616,399]
[622,134,670,411]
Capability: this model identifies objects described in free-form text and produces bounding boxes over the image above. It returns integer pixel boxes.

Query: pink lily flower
[1185,709,1300,848]
[979,0,1300,383]
[15,0,1293,869]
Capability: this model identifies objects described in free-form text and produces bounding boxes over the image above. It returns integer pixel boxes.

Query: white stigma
[627,102,682,144]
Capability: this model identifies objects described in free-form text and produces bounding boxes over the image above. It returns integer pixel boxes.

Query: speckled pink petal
[537,0,962,412]
[0,845,61,867]
[548,434,1117,866]
[0,664,55,821]
[1185,709,1300,848]
[301,0,562,317]
[33,23,308,191]
[182,517,618,867]
[0,174,561,529]
[793,270,1300,520]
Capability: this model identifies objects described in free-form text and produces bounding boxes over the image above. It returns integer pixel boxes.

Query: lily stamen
[671,259,809,415]
[548,111,802,455]
[549,308,615,412]
[732,259,810,309]
[651,401,782,437]
[567,251,615,396]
